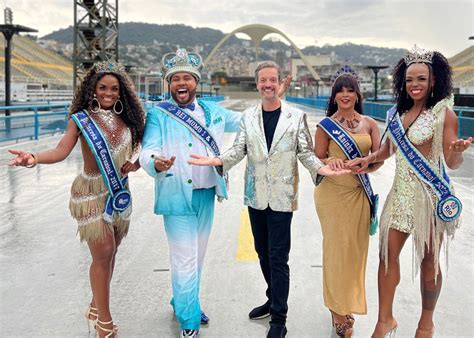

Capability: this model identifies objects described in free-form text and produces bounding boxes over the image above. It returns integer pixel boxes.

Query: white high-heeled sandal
[85,304,98,333]
[96,319,116,338]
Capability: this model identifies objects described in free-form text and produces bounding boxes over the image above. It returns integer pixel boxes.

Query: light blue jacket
[139,99,241,215]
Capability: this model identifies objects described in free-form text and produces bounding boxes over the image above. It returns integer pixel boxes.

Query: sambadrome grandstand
[0,35,73,102]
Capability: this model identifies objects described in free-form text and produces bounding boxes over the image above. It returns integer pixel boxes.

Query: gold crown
[403,45,433,66]
[93,61,127,76]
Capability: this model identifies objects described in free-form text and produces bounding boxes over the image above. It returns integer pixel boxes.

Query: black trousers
[248,206,293,325]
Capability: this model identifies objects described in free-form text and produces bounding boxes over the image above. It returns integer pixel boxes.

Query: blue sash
[157,101,221,156]
[387,106,462,222]
[72,111,131,221]
[319,117,379,235]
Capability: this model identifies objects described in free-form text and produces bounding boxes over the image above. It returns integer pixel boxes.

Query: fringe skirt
[69,172,130,243]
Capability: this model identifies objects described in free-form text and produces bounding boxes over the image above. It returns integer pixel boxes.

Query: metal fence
[0,104,70,143]
[0,96,226,143]
[286,96,474,139]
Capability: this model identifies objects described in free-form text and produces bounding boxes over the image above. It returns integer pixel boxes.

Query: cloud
[8,0,472,57]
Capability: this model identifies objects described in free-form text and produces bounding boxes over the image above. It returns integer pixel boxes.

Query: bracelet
[25,153,38,168]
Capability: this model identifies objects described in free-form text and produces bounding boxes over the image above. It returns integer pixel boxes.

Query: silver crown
[333,65,361,83]
[403,45,433,66]
[93,61,127,76]
[161,48,203,82]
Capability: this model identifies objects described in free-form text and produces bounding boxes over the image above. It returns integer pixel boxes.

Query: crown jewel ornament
[333,65,361,83]
[161,48,203,82]
[403,45,433,66]
[93,61,127,76]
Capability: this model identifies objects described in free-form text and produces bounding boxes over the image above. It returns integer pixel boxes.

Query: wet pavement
[0,99,472,337]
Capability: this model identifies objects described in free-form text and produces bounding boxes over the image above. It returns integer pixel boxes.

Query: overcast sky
[5,0,473,58]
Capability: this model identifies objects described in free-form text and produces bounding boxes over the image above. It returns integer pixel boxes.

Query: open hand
[317,164,351,176]
[8,149,35,167]
[449,137,472,153]
[121,160,140,175]
[153,155,176,172]
[346,157,370,174]
[188,154,222,166]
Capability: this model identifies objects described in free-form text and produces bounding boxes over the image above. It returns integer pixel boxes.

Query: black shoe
[200,310,209,325]
[248,301,271,320]
[267,324,287,338]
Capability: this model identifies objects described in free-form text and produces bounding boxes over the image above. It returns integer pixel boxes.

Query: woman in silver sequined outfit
[348,47,472,338]
[8,61,145,337]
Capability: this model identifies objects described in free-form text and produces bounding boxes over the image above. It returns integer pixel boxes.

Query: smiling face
[405,63,434,103]
[95,74,120,110]
[335,86,357,111]
[169,72,198,106]
[256,67,281,102]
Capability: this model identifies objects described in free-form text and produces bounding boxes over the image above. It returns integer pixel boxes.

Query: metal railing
[0,104,70,143]
[1,96,227,143]
[286,96,474,139]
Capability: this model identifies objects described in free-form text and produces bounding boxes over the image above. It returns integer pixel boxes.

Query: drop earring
[113,96,123,115]
[91,94,101,114]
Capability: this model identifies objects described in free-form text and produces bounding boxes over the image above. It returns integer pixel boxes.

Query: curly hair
[70,66,145,152]
[392,51,453,115]
[326,74,363,117]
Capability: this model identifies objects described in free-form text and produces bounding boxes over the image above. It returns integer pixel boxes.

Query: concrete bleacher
[449,46,474,89]
[0,34,73,90]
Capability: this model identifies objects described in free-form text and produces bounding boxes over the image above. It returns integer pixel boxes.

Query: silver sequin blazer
[219,101,322,212]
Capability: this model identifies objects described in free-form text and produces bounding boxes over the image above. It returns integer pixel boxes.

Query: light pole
[365,65,388,101]
[0,8,37,132]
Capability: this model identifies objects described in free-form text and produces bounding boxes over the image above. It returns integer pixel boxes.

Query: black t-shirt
[262,106,281,151]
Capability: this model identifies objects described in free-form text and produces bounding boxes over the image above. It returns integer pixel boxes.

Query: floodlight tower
[73,0,119,88]
[0,7,37,132]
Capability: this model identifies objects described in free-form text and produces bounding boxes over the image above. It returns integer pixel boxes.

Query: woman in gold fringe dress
[348,47,472,338]
[314,72,382,337]
[8,61,145,338]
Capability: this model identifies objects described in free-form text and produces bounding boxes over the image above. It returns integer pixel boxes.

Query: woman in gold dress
[348,47,472,338]
[8,61,145,337]
[314,71,382,337]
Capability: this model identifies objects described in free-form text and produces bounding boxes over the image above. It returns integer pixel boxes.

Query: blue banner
[72,111,131,219]
[387,107,461,222]
[157,101,221,156]
[319,117,379,235]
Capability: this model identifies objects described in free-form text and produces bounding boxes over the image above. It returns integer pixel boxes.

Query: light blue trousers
[163,188,215,330]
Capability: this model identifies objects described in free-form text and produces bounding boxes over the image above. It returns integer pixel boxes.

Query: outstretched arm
[8,118,79,167]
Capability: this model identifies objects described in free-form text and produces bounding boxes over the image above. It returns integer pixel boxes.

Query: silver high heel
[385,325,397,338]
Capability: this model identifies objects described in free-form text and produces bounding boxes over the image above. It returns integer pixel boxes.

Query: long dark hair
[392,51,453,116]
[70,67,145,152]
[326,74,363,117]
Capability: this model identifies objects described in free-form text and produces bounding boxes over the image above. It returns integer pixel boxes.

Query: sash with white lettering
[319,117,379,235]
[387,106,462,222]
[72,111,131,221]
[157,101,222,156]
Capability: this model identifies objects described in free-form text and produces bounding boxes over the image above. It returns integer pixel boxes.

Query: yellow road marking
[236,208,258,262]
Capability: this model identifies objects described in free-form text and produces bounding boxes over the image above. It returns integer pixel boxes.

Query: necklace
[335,111,362,133]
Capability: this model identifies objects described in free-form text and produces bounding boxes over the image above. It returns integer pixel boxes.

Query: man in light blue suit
[139,48,242,338]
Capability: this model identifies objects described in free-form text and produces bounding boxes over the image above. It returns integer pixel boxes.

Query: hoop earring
[113,98,123,115]
[431,90,434,98]
[91,94,101,114]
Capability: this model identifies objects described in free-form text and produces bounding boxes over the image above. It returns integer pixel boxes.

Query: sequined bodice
[405,110,435,145]
[91,109,131,155]
[79,109,132,174]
